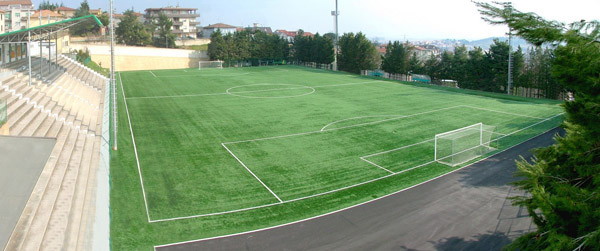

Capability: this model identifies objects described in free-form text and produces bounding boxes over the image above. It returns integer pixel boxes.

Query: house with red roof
[56,6,75,18]
[202,23,238,38]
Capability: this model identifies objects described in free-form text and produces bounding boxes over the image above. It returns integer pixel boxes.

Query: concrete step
[69,134,99,250]
[41,130,87,250]
[19,128,79,251]
[11,95,52,135]
[3,127,71,251]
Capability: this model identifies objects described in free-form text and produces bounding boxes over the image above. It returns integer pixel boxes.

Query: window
[15,12,19,17]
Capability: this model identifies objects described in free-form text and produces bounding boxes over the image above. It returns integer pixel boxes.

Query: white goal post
[198,60,223,70]
[434,123,496,166]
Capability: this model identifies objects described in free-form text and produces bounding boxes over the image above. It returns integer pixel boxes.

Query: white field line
[320,115,404,132]
[119,72,152,222]
[150,113,562,224]
[359,157,394,174]
[362,139,434,158]
[126,80,382,100]
[225,105,463,145]
[149,71,157,78]
[491,113,564,142]
[156,72,251,78]
[221,143,283,203]
[462,105,544,120]
[154,126,560,249]
[126,92,229,100]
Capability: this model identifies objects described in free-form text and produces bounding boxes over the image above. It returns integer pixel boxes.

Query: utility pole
[331,0,339,71]
[110,0,117,150]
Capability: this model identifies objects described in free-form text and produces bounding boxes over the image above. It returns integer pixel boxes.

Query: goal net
[434,123,496,166]
[198,60,223,70]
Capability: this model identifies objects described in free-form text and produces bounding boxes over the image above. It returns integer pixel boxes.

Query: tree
[476,2,600,250]
[97,13,110,27]
[423,54,440,79]
[70,0,96,36]
[207,29,225,60]
[153,13,176,48]
[39,1,62,10]
[463,47,488,90]
[292,30,312,62]
[407,52,423,74]
[381,41,410,74]
[337,32,378,74]
[115,10,151,46]
[309,33,335,64]
[484,39,510,92]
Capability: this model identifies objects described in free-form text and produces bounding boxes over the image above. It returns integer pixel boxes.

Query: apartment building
[0,0,34,32]
[144,7,199,39]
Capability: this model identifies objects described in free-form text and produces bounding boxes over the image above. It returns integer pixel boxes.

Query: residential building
[246,23,272,34]
[376,44,387,55]
[411,44,440,61]
[145,7,199,39]
[0,0,34,32]
[0,10,5,33]
[89,8,101,16]
[202,23,237,38]
[25,10,66,27]
[275,29,314,43]
[56,6,75,18]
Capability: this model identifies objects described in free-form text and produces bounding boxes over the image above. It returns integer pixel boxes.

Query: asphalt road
[157,128,562,251]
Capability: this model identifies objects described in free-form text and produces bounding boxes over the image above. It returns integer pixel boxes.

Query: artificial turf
[111,65,563,250]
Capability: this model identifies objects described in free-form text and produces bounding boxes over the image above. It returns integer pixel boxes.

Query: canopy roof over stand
[0,15,103,85]
[0,14,103,43]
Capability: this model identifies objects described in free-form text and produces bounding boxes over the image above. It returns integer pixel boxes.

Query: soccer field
[111,65,563,249]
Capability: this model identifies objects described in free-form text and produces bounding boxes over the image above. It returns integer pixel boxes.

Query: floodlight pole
[110,0,117,150]
[332,0,339,71]
[506,2,513,95]
[27,9,31,86]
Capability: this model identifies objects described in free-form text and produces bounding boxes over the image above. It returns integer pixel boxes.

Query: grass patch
[85,59,109,77]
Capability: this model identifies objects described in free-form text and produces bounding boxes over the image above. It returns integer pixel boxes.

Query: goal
[434,123,496,166]
[198,60,223,70]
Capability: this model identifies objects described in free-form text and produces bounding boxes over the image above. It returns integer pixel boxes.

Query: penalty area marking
[149,71,157,78]
[147,112,563,223]
[221,143,283,202]
[154,125,563,250]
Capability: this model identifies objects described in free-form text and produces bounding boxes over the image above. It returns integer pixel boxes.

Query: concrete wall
[175,38,210,46]
[70,44,209,71]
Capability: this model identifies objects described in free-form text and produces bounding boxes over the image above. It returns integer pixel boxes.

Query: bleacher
[0,56,108,250]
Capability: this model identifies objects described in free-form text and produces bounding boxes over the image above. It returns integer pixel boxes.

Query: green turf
[111,65,564,250]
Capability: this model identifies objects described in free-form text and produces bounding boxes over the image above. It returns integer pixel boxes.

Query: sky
[34,0,600,41]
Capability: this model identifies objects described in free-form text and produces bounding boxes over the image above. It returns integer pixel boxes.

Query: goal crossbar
[198,60,223,70]
[434,123,495,166]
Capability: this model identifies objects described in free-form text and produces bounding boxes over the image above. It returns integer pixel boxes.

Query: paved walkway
[0,136,55,251]
[157,128,561,251]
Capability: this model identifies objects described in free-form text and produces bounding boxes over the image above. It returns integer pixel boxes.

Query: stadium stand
[0,55,107,250]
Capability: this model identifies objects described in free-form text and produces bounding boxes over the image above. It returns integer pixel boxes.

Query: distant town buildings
[55,6,75,18]
[0,0,34,32]
[202,23,237,38]
[247,23,272,34]
[145,7,200,39]
[275,29,314,42]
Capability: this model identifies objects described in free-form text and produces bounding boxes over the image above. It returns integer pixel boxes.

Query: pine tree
[476,2,600,250]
